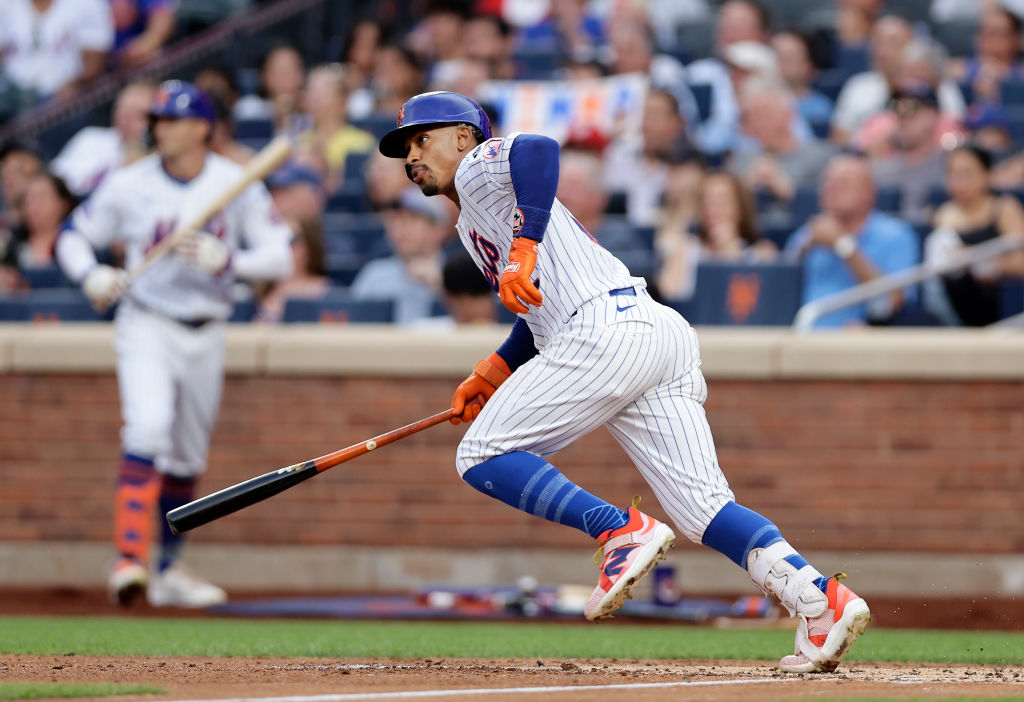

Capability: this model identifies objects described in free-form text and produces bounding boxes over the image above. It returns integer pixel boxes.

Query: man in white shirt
[0,0,113,102]
[52,82,155,196]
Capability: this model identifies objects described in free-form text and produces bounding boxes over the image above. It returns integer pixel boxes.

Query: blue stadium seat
[282,288,394,323]
[234,119,274,140]
[876,187,902,215]
[512,49,563,80]
[809,119,830,139]
[1001,80,1024,106]
[0,289,108,322]
[344,151,371,180]
[999,279,1024,319]
[20,265,73,289]
[322,213,390,259]
[324,253,365,286]
[686,262,804,326]
[690,83,713,123]
[833,45,870,76]
[759,216,797,250]
[229,299,257,322]
[353,114,400,140]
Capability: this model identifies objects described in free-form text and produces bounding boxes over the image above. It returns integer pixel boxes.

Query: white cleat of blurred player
[147,562,227,608]
[108,558,148,606]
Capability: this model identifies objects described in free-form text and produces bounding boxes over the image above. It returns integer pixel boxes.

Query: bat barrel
[166,460,317,534]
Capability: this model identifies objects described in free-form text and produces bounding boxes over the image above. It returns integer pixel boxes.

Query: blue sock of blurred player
[702,501,829,593]
[157,474,197,572]
[463,451,628,538]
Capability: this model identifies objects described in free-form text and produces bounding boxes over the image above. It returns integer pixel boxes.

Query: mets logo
[482,138,503,159]
[512,207,524,234]
[726,273,761,323]
[397,104,405,126]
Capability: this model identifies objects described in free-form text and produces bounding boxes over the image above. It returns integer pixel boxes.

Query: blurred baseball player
[378,91,871,673]
[56,80,293,608]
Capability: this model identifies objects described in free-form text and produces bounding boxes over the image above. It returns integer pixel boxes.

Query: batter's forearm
[509,135,560,241]
[231,243,293,281]
[55,228,100,283]
[495,318,538,371]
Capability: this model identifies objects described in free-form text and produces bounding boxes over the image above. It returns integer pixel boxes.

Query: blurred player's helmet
[379,91,492,158]
[149,80,215,123]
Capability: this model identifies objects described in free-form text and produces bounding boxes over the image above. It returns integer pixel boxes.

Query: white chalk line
[162,677,794,702]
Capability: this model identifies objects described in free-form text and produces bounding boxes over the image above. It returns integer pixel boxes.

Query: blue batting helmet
[149,80,215,123]
[378,91,492,158]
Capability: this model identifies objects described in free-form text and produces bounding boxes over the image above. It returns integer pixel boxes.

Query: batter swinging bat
[126,135,293,284]
[166,408,457,534]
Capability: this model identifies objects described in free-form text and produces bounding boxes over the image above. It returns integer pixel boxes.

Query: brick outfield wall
[2,373,1022,554]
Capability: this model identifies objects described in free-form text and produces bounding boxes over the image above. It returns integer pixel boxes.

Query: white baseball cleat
[584,503,675,621]
[779,575,871,673]
[146,562,227,608]
[108,558,148,606]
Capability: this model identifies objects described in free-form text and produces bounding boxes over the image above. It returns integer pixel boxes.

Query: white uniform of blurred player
[378,91,871,674]
[56,80,293,607]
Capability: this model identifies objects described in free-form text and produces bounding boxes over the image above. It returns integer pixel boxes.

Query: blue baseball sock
[157,474,197,572]
[463,451,628,538]
[702,502,828,593]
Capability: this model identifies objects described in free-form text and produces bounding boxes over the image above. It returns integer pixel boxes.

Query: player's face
[152,117,210,158]
[403,125,467,197]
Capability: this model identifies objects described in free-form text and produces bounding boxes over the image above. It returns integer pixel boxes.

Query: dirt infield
[3,654,1023,701]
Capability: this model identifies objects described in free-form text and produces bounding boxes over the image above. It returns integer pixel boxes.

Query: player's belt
[128,298,217,329]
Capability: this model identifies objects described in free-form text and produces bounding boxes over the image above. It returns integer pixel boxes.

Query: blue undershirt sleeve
[495,318,538,371]
[509,134,559,242]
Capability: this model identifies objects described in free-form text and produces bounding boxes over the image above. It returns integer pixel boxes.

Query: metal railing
[792,234,1024,330]
[0,0,329,150]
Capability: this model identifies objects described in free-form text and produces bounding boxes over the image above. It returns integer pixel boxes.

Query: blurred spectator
[966,102,1013,154]
[517,0,605,60]
[772,29,834,126]
[299,63,376,193]
[52,81,154,196]
[687,0,771,155]
[194,65,239,112]
[339,19,382,121]
[465,14,518,80]
[869,85,949,224]
[429,57,492,101]
[209,96,255,165]
[351,186,449,324]
[557,149,635,251]
[111,0,177,68]
[0,142,43,238]
[832,17,965,144]
[434,250,499,326]
[784,154,919,327]
[365,150,413,211]
[655,170,776,300]
[604,89,695,227]
[407,0,470,65]
[14,171,77,270]
[836,0,884,51]
[605,18,699,129]
[924,145,1024,325]
[257,217,327,323]
[267,162,326,227]
[653,151,706,259]
[610,0,711,54]
[233,44,306,134]
[1,0,113,102]
[728,77,836,205]
[372,44,427,117]
[948,5,1024,105]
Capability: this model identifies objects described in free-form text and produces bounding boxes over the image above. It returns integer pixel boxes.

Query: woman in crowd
[925,145,1024,325]
[16,172,78,270]
[656,170,777,300]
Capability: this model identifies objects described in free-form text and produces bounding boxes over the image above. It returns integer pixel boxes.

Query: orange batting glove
[450,352,512,425]
[499,237,543,314]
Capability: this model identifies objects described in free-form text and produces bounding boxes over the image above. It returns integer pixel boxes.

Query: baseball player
[56,80,293,607]
[378,91,871,673]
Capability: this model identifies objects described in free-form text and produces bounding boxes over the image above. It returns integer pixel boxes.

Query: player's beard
[419,180,439,197]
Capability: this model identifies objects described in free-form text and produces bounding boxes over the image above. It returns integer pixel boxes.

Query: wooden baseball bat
[126,135,293,284]
[166,408,457,534]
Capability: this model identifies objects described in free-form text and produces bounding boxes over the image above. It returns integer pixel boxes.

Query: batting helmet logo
[397,104,405,127]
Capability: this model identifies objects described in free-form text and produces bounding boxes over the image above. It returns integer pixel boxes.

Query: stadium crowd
[3,0,1024,327]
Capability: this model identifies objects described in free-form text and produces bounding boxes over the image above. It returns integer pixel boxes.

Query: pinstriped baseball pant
[456,288,736,542]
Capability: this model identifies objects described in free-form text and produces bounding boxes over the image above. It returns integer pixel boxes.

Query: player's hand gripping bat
[126,135,293,285]
[165,408,456,534]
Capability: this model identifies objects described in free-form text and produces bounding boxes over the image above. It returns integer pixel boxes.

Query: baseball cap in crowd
[395,185,449,224]
[266,162,324,191]
[965,102,1012,132]
[891,83,939,113]
[723,41,778,76]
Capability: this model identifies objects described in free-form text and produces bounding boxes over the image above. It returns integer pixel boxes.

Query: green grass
[1,616,1022,665]
[0,683,165,700]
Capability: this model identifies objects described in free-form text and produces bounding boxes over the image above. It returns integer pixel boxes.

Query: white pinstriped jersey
[454,132,641,348]
[61,152,292,321]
